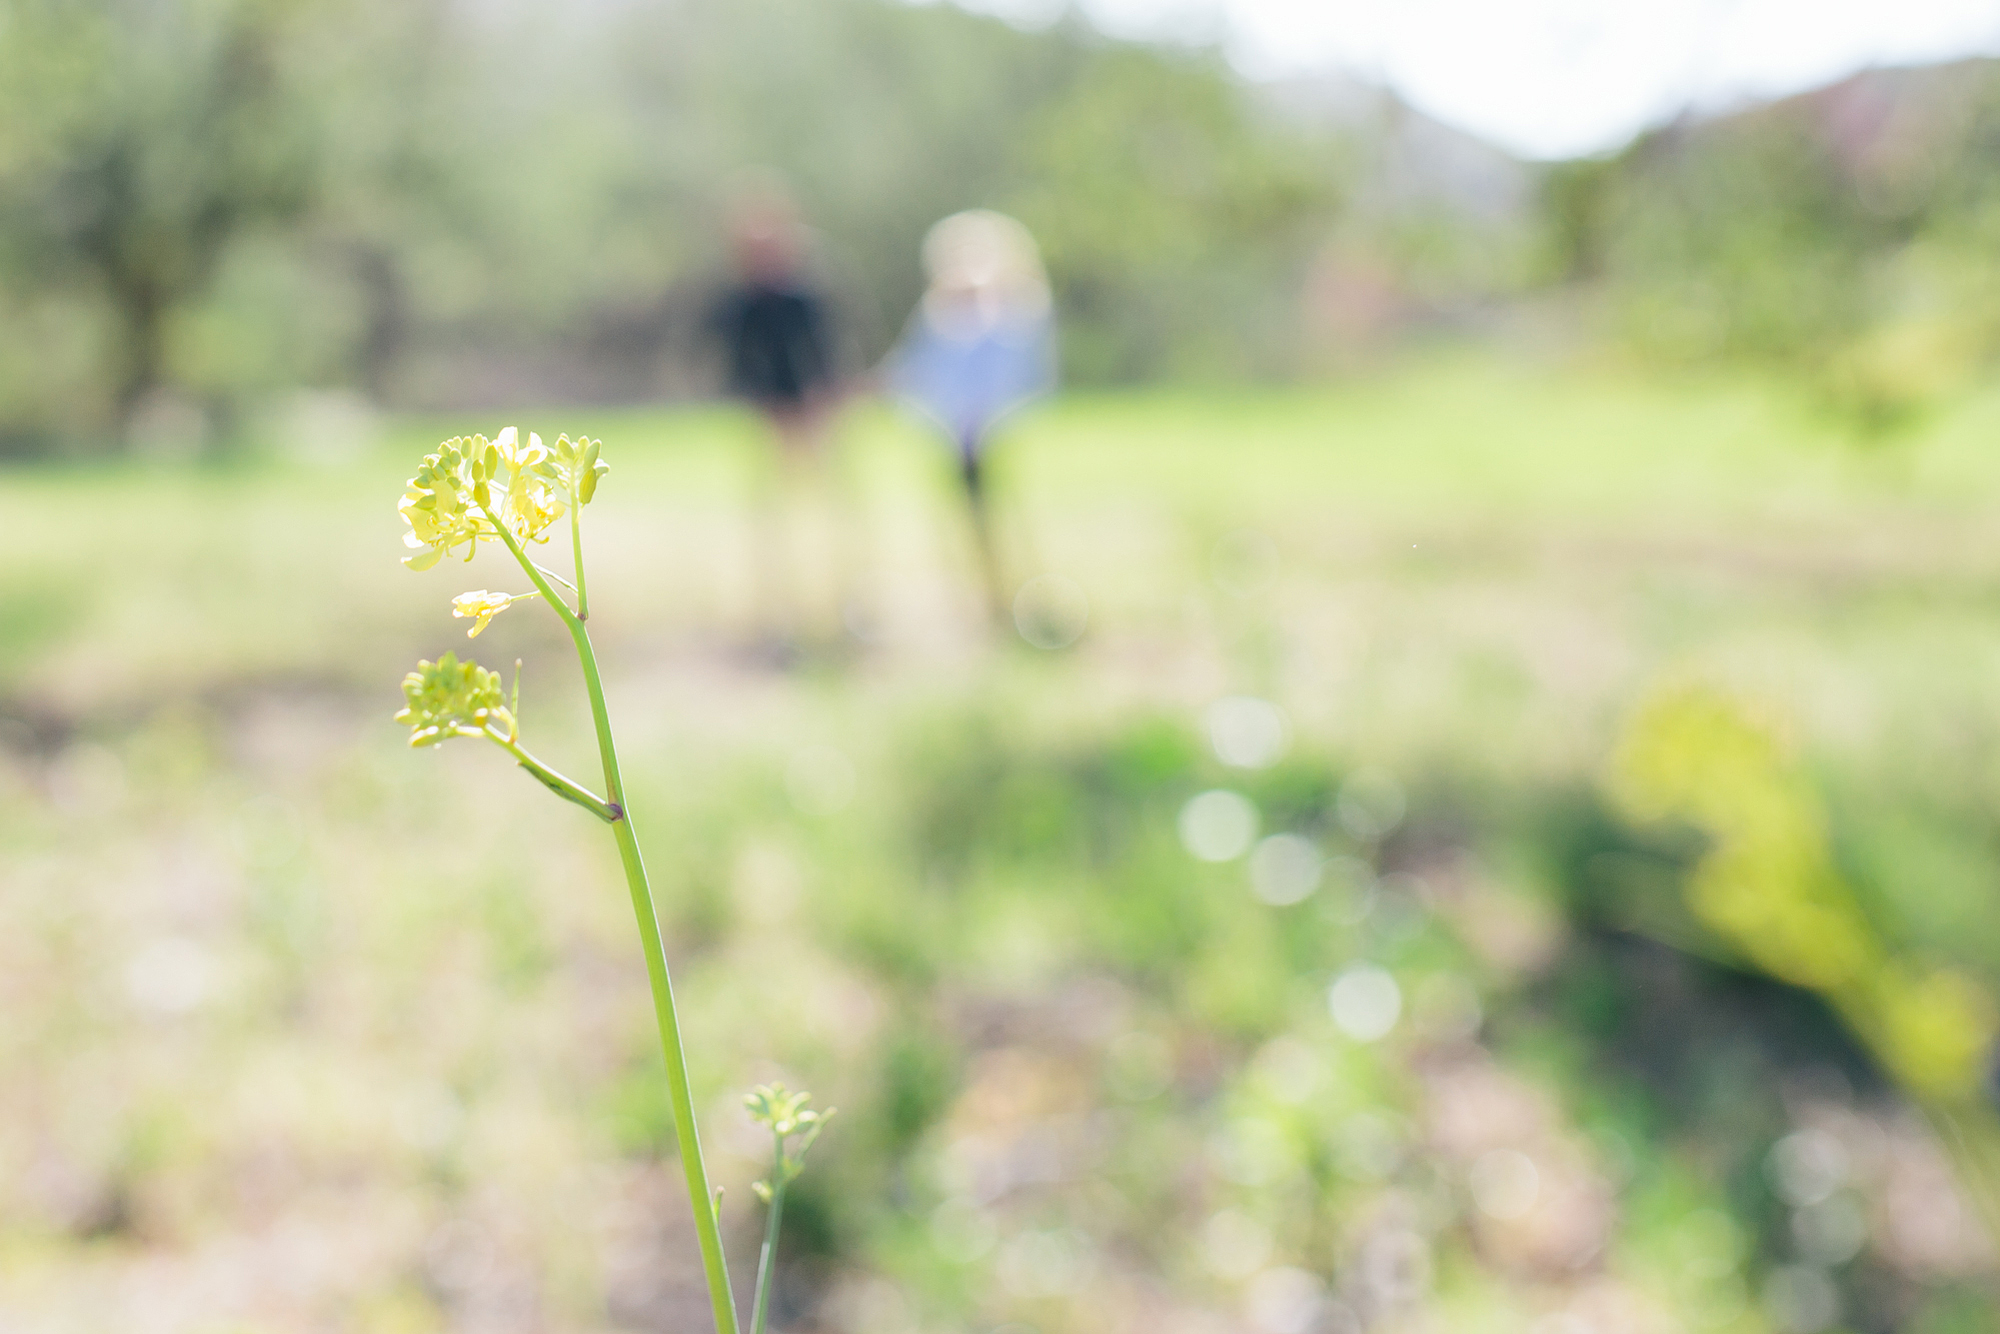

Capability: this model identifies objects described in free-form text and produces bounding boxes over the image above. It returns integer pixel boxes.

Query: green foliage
[0,580,85,682]
[604,1067,680,1159]
[872,1023,961,1154]
[1551,62,2000,437]
[1006,44,1344,381]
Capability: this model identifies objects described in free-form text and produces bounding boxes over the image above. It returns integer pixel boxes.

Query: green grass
[5,353,2000,1332]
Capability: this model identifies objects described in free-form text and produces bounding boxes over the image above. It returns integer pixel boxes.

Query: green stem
[497,523,739,1334]
[486,728,616,822]
[534,561,578,596]
[750,1162,787,1334]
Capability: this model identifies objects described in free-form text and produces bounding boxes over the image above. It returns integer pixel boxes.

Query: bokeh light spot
[1180,789,1259,862]
[1105,1031,1175,1101]
[1793,1195,1867,1266]
[125,936,216,1017]
[1201,1209,1273,1280]
[1337,768,1406,842]
[1769,1129,1849,1207]
[1245,1266,1326,1334]
[1207,695,1289,769]
[1762,1264,1841,1334]
[1468,1148,1540,1220]
[1249,833,1321,905]
[929,1199,998,1263]
[1329,964,1402,1041]
[1013,573,1089,649]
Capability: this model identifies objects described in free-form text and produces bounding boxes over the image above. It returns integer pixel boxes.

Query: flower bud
[393,651,514,747]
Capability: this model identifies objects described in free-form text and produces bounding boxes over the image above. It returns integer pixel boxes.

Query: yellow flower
[398,436,495,569]
[451,589,534,638]
[397,427,577,570]
[392,652,516,747]
[493,426,566,543]
[1876,965,1996,1099]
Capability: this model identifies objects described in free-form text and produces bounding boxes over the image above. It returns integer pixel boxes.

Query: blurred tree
[1547,60,2000,438]
[1536,155,1619,284]
[1006,44,1343,382]
[0,0,326,442]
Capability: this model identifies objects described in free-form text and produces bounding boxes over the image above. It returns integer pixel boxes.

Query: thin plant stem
[750,1158,786,1334]
[533,560,579,595]
[486,728,616,822]
[497,523,740,1334]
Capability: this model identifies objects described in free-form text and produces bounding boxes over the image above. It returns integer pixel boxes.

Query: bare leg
[959,442,1007,629]
[770,401,843,647]
[746,411,793,653]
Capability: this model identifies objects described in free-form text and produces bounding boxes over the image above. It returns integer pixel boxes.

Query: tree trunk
[112,279,167,428]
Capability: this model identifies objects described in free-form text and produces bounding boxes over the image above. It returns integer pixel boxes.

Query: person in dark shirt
[703,181,850,655]
[705,186,839,453]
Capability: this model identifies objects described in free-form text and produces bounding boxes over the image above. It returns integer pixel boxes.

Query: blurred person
[703,178,851,655]
[884,209,1056,627]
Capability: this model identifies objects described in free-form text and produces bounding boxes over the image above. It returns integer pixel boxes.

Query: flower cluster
[400,428,606,571]
[393,652,516,747]
[400,433,510,569]
[744,1083,833,1202]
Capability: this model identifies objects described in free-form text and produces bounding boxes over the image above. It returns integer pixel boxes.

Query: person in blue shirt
[885,210,1056,625]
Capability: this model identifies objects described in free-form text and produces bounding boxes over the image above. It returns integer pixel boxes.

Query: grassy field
[6,354,2000,1333]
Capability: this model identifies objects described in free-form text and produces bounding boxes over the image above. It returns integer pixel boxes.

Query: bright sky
[957,0,2000,158]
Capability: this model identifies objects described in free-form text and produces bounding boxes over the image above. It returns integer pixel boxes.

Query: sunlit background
[9,2,2000,1332]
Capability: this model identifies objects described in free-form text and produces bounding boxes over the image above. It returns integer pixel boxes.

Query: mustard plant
[1612,684,2000,1231]
[744,1084,833,1334]
[394,428,829,1334]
